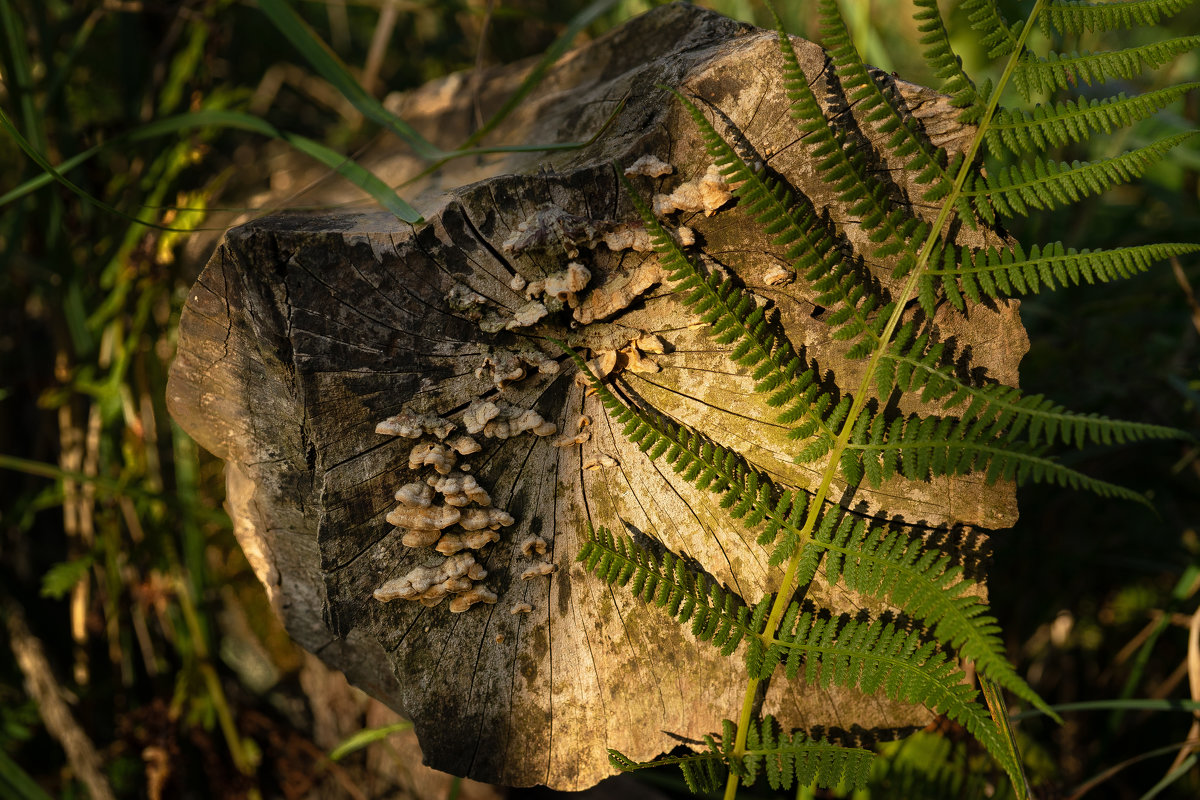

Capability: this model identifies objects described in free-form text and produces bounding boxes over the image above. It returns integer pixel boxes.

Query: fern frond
[1041,0,1194,36]
[608,735,729,794]
[807,513,1059,720]
[848,415,1152,504]
[673,89,895,354]
[985,83,1200,157]
[819,0,957,203]
[568,362,1050,718]
[572,373,1052,723]
[774,14,929,275]
[962,0,1023,58]
[1012,36,1200,98]
[566,354,820,552]
[964,132,1197,224]
[885,348,1186,451]
[576,526,755,655]
[610,716,873,792]
[914,0,983,110]
[740,715,875,790]
[764,611,1019,784]
[924,240,1200,307]
[617,169,847,443]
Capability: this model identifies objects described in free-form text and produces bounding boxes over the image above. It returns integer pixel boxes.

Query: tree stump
[168,3,1026,790]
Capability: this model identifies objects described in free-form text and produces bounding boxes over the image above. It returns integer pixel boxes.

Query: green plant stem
[174,573,257,777]
[723,3,1047,798]
[981,676,1031,799]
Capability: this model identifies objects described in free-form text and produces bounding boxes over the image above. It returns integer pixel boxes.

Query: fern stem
[981,676,1031,800]
[726,0,1049,789]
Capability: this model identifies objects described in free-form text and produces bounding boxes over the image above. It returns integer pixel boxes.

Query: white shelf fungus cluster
[373,403,560,613]
[370,157,714,615]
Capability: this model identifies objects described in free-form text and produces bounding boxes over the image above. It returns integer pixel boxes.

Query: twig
[1168,605,1200,771]
[1170,256,1200,337]
[2,594,117,800]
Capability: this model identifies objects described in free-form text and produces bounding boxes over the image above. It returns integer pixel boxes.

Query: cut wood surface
[168,3,1026,789]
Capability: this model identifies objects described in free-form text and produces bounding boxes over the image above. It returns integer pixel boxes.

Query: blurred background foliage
[0,0,1198,798]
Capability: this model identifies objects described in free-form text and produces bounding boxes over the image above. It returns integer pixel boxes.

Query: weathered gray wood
[168,4,1024,789]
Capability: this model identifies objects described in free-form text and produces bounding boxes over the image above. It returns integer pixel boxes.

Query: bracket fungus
[386,503,461,531]
[373,552,489,606]
[446,284,489,319]
[652,163,733,217]
[401,530,442,548]
[408,441,457,474]
[520,561,557,581]
[480,406,557,439]
[428,471,491,507]
[449,585,498,613]
[435,530,501,555]
[458,507,515,531]
[395,481,435,508]
[447,435,481,456]
[519,536,548,557]
[583,455,619,470]
[623,154,674,178]
[377,412,456,440]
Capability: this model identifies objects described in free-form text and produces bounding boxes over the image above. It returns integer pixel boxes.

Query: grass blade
[329,721,414,761]
[0,749,54,800]
[460,0,623,149]
[257,0,444,161]
[0,108,423,223]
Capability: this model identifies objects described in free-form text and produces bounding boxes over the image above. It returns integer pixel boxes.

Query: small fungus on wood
[480,406,557,439]
[449,585,498,613]
[478,352,526,387]
[635,334,669,354]
[458,507,515,531]
[435,529,501,555]
[573,259,667,326]
[573,350,618,389]
[373,552,484,605]
[427,471,491,507]
[395,481,435,508]
[506,301,549,330]
[408,442,457,474]
[386,504,461,531]
[446,284,489,320]
[541,262,592,308]
[510,603,533,615]
[520,562,557,580]
[377,412,456,440]
[763,264,795,286]
[520,536,548,557]
[652,164,733,217]
[401,530,442,548]
[623,154,674,178]
[583,455,619,470]
[447,435,481,455]
[552,429,591,447]
[463,401,500,435]
[622,345,660,374]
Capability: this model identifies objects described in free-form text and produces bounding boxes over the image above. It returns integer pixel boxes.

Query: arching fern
[566,1,1197,796]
